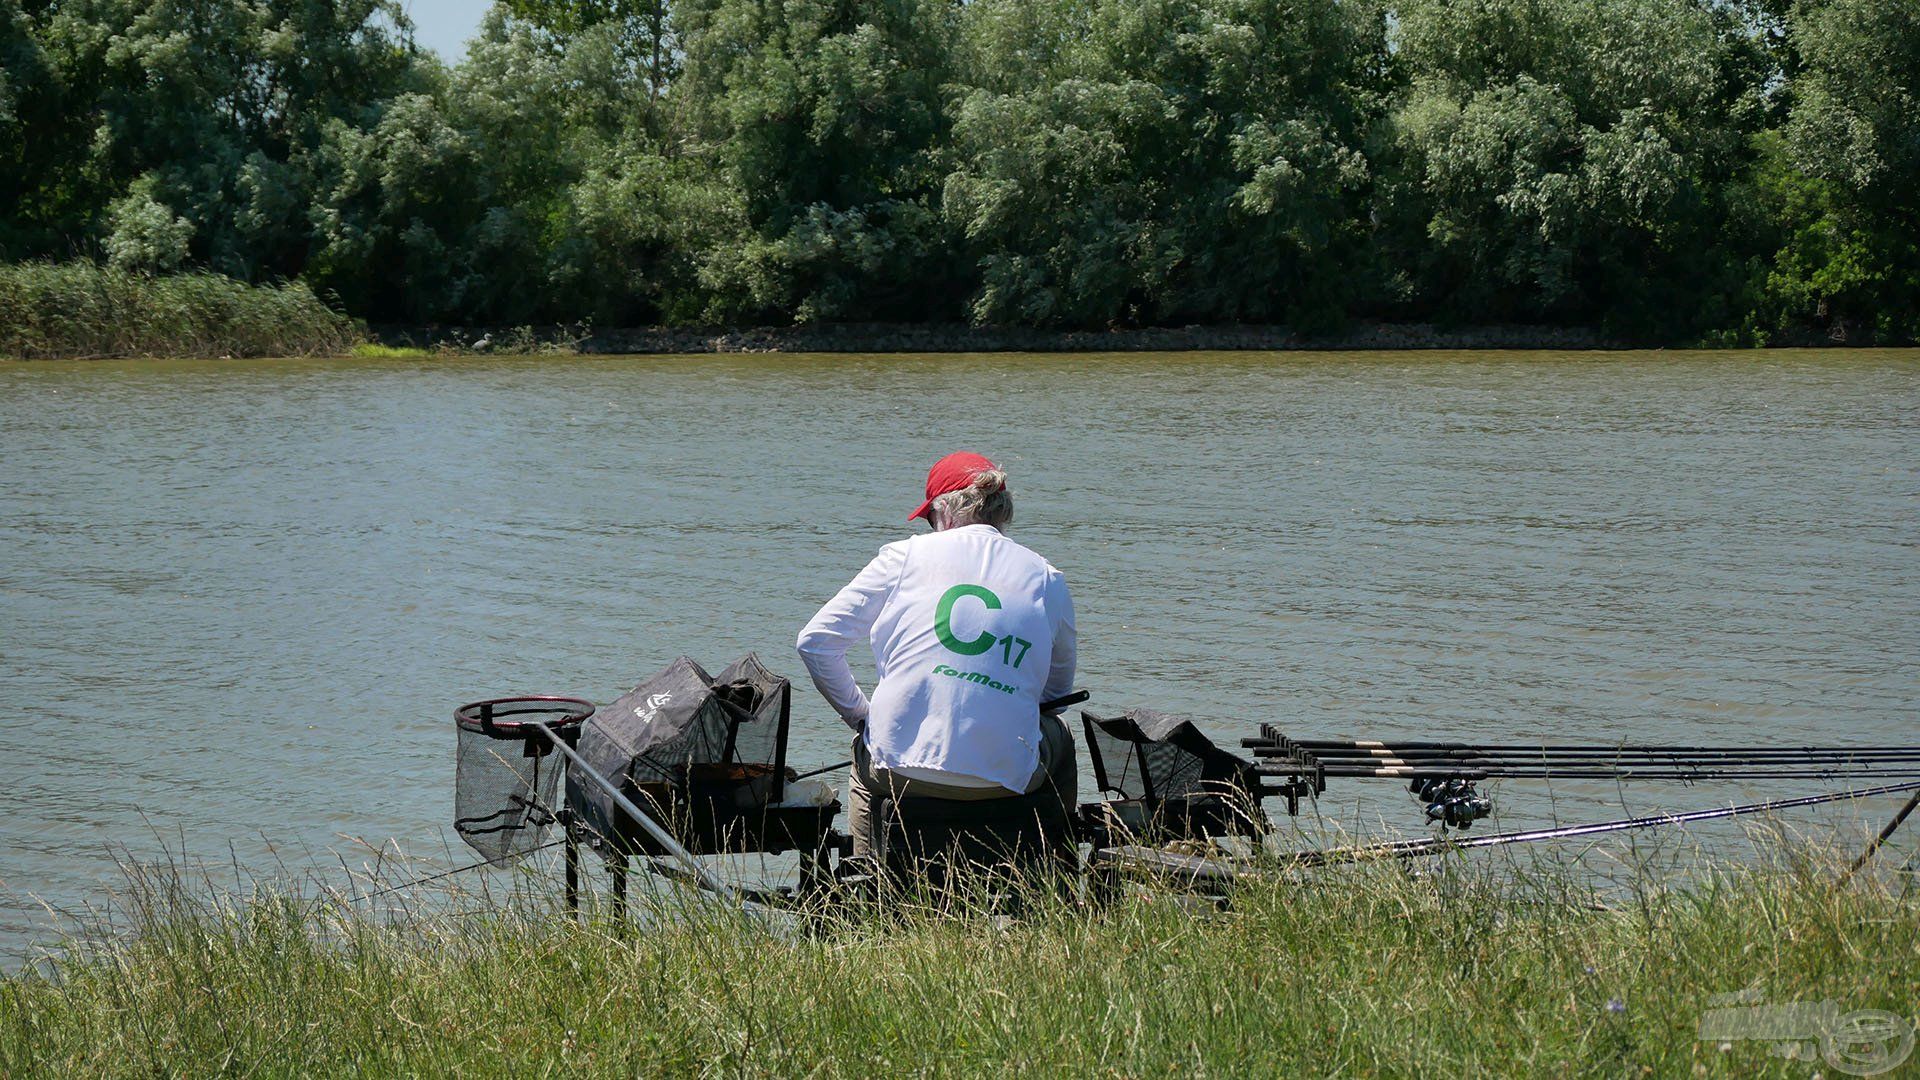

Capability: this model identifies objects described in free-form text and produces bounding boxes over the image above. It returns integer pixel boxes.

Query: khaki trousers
[846,711,1076,858]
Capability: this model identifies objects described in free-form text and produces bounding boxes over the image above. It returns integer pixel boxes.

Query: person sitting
[796,451,1078,860]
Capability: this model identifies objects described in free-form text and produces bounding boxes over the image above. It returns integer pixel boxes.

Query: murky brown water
[3,349,1915,956]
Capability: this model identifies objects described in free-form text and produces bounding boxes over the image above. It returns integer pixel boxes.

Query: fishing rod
[1268,738,1920,757]
[1257,765,1920,781]
[346,839,568,903]
[1247,731,1920,785]
[1841,787,1920,882]
[1252,744,1920,764]
[1285,780,1920,867]
[1271,748,1920,764]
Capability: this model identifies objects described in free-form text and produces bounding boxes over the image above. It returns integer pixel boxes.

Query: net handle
[456,696,596,740]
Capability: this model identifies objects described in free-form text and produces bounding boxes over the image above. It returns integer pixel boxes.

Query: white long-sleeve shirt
[796,524,1076,793]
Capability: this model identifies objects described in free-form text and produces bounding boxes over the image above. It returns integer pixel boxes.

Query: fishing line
[345,838,564,903]
[1289,779,1920,867]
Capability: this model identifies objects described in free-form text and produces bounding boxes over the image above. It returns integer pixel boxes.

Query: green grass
[349,342,436,359]
[0,261,362,360]
[2,847,1913,1077]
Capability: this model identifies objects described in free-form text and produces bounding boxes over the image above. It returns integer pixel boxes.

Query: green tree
[1380,0,1771,336]
[673,0,959,323]
[1,0,105,259]
[2,0,424,278]
[4,0,1918,342]
[942,0,1387,329]
[500,0,675,107]
[1759,0,1920,342]
[305,8,714,324]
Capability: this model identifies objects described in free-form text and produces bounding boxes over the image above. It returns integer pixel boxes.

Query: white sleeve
[796,544,903,729]
[1041,570,1077,704]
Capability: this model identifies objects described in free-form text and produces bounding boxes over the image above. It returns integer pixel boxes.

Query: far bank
[11,261,1911,362]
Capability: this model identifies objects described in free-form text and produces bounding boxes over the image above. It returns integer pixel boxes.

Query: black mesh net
[453,697,593,864]
[567,654,796,856]
[1082,708,1266,840]
[709,654,786,782]
[1087,720,1166,799]
[1085,708,1255,799]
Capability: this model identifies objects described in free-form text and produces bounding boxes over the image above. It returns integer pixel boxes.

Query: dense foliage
[2,0,1915,342]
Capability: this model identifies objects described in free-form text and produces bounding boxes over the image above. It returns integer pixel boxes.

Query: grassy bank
[0,262,361,360]
[2,852,1913,1076]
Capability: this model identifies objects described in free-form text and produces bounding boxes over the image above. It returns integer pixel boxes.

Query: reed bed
[0,262,360,360]
[1,840,1913,1078]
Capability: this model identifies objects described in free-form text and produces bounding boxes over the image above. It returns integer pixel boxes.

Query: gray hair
[931,469,1013,530]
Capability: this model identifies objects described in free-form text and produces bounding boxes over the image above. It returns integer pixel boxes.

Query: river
[2,349,1915,958]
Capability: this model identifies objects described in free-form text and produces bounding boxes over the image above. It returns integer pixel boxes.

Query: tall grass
[0,261,361,360]
[1,843,1913,1077]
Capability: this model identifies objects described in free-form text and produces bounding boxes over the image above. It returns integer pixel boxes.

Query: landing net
[453,696,593,864]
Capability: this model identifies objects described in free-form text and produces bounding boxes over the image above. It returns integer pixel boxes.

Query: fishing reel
[1409,776,1493,830]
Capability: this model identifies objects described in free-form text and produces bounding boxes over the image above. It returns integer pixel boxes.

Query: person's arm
[796,544,903,730]
[1041,570,1077,704]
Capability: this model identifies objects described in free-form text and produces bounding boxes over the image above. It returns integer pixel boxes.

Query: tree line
[2,0,1914,343]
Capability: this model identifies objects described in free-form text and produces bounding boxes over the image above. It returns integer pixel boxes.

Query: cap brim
[907,497,934,523]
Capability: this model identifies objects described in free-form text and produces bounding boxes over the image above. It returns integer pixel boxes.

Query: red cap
[909,451,999,523]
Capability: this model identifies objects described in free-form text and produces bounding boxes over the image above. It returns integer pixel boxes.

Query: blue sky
[400,0,490,61]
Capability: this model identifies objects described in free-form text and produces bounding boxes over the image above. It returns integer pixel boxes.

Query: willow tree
[1378,0,1771,337]
[941,0,1389,329]
[1,0,424,278]
[1757,0,1920,342]
[672,0,962,323]
[500,0,677,112]
[303,7,715,325]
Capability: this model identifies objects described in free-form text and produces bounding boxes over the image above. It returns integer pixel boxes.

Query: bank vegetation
[2,0,1917,352]
[1,848,1914,1075]
[0,262,358,359]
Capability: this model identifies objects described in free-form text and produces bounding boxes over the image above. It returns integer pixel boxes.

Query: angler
[796,451,1078,862]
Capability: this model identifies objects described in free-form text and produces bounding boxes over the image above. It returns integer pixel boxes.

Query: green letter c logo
[935,584,1001,656]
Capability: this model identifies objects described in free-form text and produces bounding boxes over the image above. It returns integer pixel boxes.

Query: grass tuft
[349,342,436,359]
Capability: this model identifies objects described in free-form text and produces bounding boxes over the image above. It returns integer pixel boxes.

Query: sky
[400,0,490,61]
